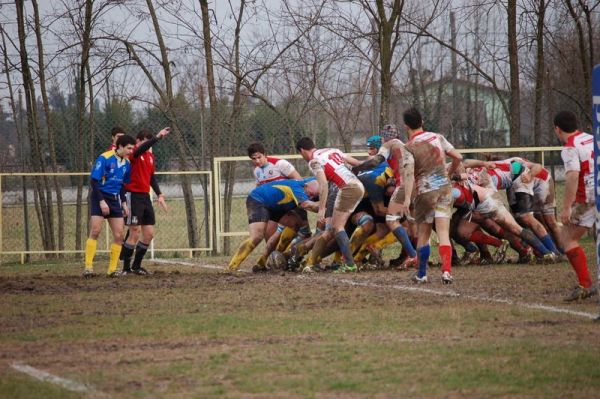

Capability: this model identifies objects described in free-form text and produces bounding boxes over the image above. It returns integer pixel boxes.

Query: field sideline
[1,254,599,398]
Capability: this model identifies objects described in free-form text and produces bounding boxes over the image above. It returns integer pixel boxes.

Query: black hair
[403,107,423,130]
[247,142,266,157]
[116,134,136,147]
[295,137,315,152]
[111,126,126,137]
[136,129,153,141]
[553,111,578,133]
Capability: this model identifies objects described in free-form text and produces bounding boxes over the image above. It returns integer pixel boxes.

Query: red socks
[566,246,592,288]
[439,245,452,273]
[469,230,502,247]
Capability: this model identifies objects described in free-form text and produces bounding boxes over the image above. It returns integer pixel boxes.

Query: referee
[120,127,170,275]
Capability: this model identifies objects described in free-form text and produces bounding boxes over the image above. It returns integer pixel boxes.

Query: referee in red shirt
[120,127,170,275]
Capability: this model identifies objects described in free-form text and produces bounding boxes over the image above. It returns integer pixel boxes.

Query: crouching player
[296,137,364,273]
[84,135,136,278]
[228,178,320,272]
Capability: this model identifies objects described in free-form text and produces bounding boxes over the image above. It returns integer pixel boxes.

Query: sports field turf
[1,254,599,398]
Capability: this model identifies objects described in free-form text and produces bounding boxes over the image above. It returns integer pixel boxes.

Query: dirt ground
[1,259,600,398]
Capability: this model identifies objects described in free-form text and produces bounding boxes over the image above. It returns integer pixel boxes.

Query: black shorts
[90,191,123,218]
[510,192,534,216]
[246,196,287,224]
[125,192,156,226]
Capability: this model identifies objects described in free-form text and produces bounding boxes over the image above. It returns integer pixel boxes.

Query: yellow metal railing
[0,170,213,263]
[212,147,563,252]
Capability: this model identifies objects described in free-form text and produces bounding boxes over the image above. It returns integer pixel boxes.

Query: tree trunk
[533,0,546,158]
[16,0,54,251]
[200,0,221,254]
[145,0,200,250]
[507,0,521,146]
[32,0,65,253]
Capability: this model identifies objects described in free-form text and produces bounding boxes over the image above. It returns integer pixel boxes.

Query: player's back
[249,179,308,211]
[310,148,356,188]
[562,131,594,203]
[406,131,451,193]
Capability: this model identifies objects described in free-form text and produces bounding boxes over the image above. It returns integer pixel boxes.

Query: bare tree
[31,0,66,253]
[15,0,56,252]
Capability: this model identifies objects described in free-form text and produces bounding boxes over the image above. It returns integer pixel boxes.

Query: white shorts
[533,178,556,215]
[570,203,595,228]
[475,193,503,216]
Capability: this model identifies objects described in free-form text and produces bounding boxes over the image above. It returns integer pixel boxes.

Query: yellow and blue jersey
[249,178,313,212]
[357,162,392,202]
[90,150,131,196]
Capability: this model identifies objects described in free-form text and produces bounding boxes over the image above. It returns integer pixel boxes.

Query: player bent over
[120,127,170,275]
[296,137,364,273]
[554,111,598,302]
[228,179,320,271]
[84,135,136,278]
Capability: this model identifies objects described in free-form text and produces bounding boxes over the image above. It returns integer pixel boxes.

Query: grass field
[1,252,599,398]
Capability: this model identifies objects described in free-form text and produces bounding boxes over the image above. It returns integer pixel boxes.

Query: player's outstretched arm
[446,149,463,178]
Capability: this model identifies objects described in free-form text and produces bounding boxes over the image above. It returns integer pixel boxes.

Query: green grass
[1,260,599,397]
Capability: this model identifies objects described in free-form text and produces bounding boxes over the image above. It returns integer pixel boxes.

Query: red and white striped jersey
[561,131,594,204]
[378,138,414,186]
[309,148,357,188]
[253,156,297,185]
[405,131,454,194]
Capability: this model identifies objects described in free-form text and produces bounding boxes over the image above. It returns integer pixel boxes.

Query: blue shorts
[90,191,124,218]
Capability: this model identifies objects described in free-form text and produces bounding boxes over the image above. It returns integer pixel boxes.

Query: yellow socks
[228,238,256,271]
[355,234,379,263]
[350,226,369,253]
[84,238,97,271]
[276,227,296,252]
[107,243,122,274]
[375,232,397,250]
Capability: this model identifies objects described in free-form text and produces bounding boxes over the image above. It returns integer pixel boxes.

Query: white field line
[11,364,93,393]
[152,259,598,320]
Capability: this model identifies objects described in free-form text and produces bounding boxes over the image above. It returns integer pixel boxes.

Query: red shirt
[124,147,155,193]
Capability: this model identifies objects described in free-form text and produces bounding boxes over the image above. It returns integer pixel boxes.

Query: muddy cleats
[563,285,598,302]
[542,253,558,265]
[460,250,479,266]
[301,265,315,274]
[334,263,358,274]
[252,264,269,273]
[441,271,454,284]
[83,269,94,279]
[410,272,428,284]
[517,247,536,265]
[494,240,510,264]
[107,271,123,278]
[366,245,385,269]
[133,267,153,276]
[397,256,417,271]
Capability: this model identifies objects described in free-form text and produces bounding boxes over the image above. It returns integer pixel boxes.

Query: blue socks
[417,245,430,278]
[335,231,355,266]
[540,234,559,254]
[393,226,417,257]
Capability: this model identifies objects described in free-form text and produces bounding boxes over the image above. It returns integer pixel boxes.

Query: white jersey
[254,156,297,185]
[309,148,357,188]
[405,131,454,194]
[561,131,594,204]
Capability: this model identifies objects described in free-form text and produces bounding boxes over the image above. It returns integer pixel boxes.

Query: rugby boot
[563,285,598,302]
